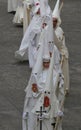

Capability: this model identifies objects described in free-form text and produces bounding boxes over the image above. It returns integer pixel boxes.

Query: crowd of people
[8,0,70,130]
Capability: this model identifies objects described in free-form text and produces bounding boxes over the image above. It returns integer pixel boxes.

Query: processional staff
[36,106,46,130]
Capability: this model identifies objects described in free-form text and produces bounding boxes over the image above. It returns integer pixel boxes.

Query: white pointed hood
[40,0,51,17]
[52,0,61,26]
[40,0,46,17]
[43,26,50,61]
[44,46,60,118]
[34,0,40,14]
[44,46,55,92]
[32,26,50,75]
[47,14,54,53]
[48,13,54,42]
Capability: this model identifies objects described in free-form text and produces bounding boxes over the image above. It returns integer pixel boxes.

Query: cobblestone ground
[0,0,81,130]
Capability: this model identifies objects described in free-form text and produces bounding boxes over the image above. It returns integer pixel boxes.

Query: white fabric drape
[8,0,18,12]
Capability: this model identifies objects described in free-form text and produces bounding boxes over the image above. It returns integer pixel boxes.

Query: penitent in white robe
[15,14,42,63]
[23,0,34,34]
[15,12,53,68]
[8,0,18,12]
[54,26,70,93]
[32,69,63,130]
[23,68,63,130]
[13,0,24,25]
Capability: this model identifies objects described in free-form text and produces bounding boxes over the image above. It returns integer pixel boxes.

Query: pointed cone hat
[34,0,40,14]
[47,14,54,53]
[43,26,50,62]
[40,0,46,17]
[44,46,60,118]
[44,46,55,92]
[47,14,54,43]
[52,0,61,26]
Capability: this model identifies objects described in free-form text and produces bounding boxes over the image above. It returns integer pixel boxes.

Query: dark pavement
[0,0,81,130]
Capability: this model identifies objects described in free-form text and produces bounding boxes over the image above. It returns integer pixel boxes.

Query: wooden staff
[54,92,66,130]
[36,106,46,130]
[59,0,64,12]
[26,7,31,25]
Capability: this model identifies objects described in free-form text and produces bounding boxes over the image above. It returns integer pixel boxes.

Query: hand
[57,110,64,117]
[23,112,28,119]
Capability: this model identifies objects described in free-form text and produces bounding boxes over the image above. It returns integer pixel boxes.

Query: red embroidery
[44,96,50,107]
[32,84,38,92]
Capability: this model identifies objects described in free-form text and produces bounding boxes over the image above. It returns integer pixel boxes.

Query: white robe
[33,69,63,130]
[15,14,52,68]
[54,26,70,92]
[23,0,34,34]
[8,0,18,12]
[23,1,31,34]
[23,68,63,130]
[15,14,42,63]
[13,0,24,25]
